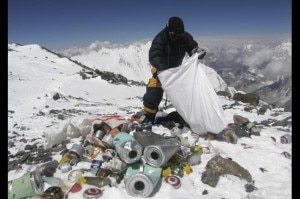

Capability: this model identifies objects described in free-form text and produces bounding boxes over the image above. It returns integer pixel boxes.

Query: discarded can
[93,122,112,135]
[59,162,72,173]
[8,171,44,199]
[84,176,112,188]
[102,133,114,148]
[102,149,116,162]
[165,175,181,189]
[90,160,103,175]
[97,168,112,178]
[43,186,64,199]
[281,151,291,159]
[143,137,181,167]
[83,188,103,199]
[69,144,85,159]
[171,164,184,178]
[106,156,128,174]
[113,132,143,164]
[67,169,85,183]
[94,130,106,140]
[69,157,80,166]
[280,134,292,144]
[124,162,162,197]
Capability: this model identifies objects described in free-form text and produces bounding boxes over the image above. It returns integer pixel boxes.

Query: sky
[8,43,291,199]
[8,0,291,50]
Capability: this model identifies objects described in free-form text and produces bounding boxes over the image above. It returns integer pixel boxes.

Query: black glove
[197,48,206,59]
[190,47,206,59]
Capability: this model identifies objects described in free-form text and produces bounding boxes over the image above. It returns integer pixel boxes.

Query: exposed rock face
[201,155,252,187]
[232,93,259,106]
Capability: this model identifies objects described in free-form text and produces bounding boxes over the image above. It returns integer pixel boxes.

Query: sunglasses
[169,32,184,39]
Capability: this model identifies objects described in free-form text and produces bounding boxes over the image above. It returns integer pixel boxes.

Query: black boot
[141,113,155,124]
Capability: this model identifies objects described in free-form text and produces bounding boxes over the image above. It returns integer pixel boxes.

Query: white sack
[43,115,97,148]
[158,53,227,135]
[43,114,128,149]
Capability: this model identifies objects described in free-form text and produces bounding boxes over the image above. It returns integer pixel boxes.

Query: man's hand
[197,48,206,59]
[190,47,206,59]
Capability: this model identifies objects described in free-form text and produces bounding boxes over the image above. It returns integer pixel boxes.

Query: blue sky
[8,0,291,50]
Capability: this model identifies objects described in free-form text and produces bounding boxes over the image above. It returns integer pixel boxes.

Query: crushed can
[8,171,44,199]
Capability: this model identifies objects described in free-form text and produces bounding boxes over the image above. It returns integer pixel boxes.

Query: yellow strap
[144,106,157,114]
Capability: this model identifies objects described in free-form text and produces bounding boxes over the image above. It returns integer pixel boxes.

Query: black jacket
[149,27,198,72]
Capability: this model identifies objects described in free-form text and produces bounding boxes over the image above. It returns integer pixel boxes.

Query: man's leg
[142,67,163,124]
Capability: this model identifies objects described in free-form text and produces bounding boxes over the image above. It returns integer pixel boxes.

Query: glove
[190,47,206,59]
[197,48,206,59]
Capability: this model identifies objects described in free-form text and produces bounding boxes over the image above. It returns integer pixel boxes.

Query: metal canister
[280,134,292,144]
[94,130,106,140]
[143,137,181,167]
[102,133,114,148]
[58,162,72,173]
[124,162,162,197]
[83,188,103,199]
[113,132,143,164]
[8,171,44,199]
[68,144,85,159]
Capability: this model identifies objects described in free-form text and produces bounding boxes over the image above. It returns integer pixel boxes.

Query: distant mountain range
[9,36,291,110]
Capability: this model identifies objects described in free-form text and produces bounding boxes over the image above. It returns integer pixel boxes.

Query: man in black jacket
[142,16,206,124]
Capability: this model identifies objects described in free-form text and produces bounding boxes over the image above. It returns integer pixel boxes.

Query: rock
[201,155,252,187]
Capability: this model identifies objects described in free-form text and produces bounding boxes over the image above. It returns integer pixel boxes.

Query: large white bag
[158,53,227,135]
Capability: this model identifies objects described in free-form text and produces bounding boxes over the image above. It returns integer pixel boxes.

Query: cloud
[262,59,291,79]
[242,48,273,68]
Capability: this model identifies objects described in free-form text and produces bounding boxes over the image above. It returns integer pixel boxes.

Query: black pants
[143,67,163,120]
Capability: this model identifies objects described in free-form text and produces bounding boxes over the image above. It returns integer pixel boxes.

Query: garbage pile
[8,114,205,199]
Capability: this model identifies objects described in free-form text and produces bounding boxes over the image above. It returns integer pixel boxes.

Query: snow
[8,43,291,199]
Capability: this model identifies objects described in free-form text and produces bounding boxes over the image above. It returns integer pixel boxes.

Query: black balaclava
[167,16,184,34]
